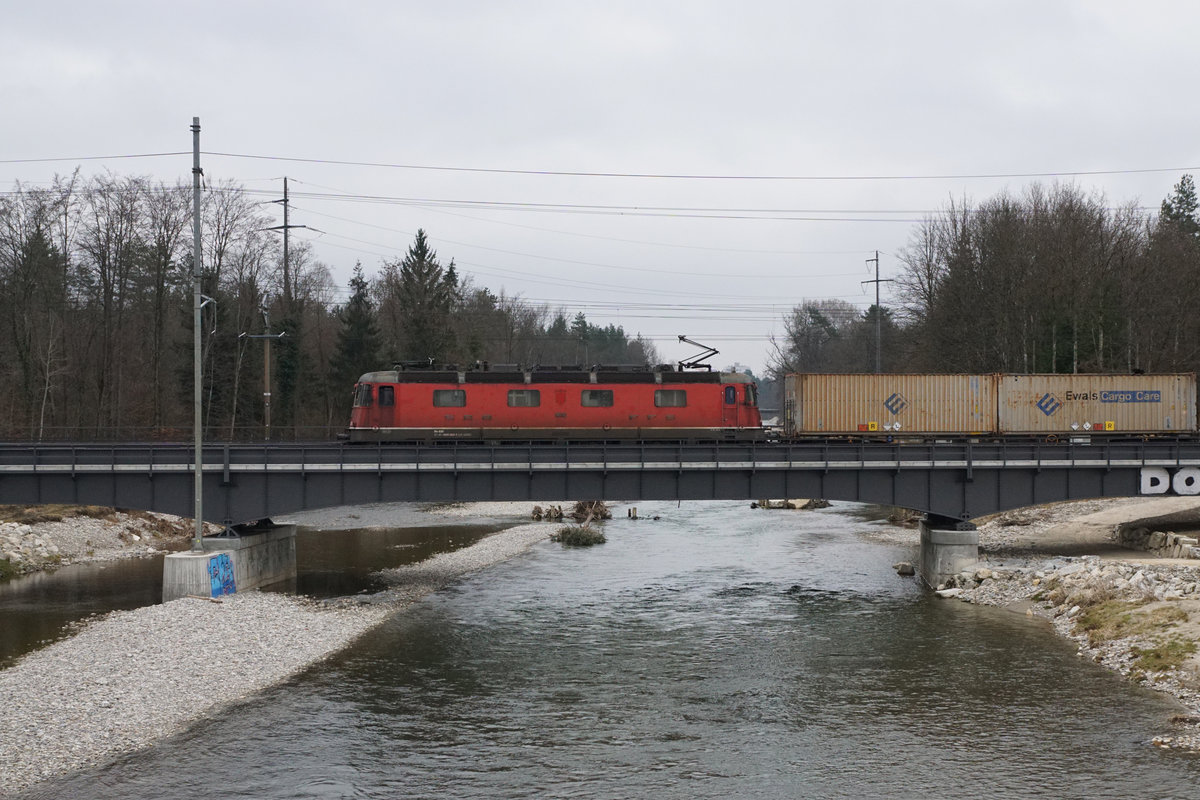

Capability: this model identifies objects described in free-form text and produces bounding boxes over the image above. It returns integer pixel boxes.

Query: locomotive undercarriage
[346,426,769,444]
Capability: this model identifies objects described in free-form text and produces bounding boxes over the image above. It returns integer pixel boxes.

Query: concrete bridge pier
[163,521,297,603]
[918,515,979,588]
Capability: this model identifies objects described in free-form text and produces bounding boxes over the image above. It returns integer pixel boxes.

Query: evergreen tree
[273,312,302,435]
[389,229,453,362]
[331,262,381,414]
[1161,174,1200,237]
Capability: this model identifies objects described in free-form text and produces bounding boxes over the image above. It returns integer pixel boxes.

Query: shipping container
[997,374,1197,434]
[784,374,998,436]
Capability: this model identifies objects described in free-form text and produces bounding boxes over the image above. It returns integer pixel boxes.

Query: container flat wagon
[997,374,1196,435]
[784,374,997,435]
[784,373,1197,437]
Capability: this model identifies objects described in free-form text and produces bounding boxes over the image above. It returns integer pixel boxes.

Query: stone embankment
[0,506,201,578]
[1118,527,1200,559]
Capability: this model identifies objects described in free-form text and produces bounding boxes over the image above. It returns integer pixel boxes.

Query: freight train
[347,364,1196,442]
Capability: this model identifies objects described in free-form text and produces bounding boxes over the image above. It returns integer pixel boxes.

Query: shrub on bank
[552,526,606,546]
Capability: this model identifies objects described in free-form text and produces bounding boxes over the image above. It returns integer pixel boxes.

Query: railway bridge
[2,439,1197,588]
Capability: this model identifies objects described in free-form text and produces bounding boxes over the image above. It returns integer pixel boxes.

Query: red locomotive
[347,362,763,442]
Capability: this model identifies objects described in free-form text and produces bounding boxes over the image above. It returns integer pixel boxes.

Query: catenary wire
[199,151,1200,182]
[3,148,1197,182]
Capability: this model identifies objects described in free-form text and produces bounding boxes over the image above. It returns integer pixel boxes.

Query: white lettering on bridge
[1140,467,1200,496]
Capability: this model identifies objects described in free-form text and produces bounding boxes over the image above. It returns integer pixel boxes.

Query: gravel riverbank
[0,512,556,797]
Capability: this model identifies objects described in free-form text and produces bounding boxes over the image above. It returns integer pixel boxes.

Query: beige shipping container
[997,374,1197,434]
[785,374,998,435]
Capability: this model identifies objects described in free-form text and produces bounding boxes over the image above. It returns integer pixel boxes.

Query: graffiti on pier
[207,553,237,597]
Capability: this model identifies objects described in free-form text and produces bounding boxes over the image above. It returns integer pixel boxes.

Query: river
[13,501,1200,798]
[0,519,507,667]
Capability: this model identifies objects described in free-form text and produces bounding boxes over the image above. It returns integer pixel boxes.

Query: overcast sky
[3,1,1197,373]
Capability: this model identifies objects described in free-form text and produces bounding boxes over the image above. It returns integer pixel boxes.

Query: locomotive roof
[357,365,754,385]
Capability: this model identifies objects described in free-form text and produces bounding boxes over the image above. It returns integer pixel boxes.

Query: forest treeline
[769,176,1200,385]
[0,174,656,440]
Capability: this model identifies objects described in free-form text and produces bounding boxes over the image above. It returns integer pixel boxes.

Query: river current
[18,501,1200,798]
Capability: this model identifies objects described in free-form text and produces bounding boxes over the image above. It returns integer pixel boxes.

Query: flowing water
[15,501,1200,798]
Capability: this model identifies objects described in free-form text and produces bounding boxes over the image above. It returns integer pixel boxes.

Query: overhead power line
[0,181,1160,222]
[3,149,1198,182]
[294,206,880,279]
[290,178,874,256]
[0,152,189,164]
[201,151,1200,182]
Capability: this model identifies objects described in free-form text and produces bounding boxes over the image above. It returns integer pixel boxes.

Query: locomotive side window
[745,384,758,406]
[581,389,613,407]
[378,386,395,406]
[724,386,737,404]
[654,389,687,407]
[433,389,466,407]
[353,384,373,407]
[508,389,541,407]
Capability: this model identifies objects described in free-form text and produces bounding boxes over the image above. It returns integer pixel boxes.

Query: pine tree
[391,229,453,362]
[331,262,381,412]
[1161,174,1200,237]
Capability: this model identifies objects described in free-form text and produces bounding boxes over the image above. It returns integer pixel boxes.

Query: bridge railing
[3,437,1197,471]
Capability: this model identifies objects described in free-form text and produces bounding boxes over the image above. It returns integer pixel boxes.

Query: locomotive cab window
[378,386,395,406]
[654,389,687,407]
[433,389,466,407]
[508,389,541,407]
[581,389,613,407]
[724,386,737,404]
[745,384,758,406]
[353,384,373,407]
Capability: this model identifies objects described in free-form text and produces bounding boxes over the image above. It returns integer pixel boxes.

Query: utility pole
[190,117,204,551]
[861,251,894,374]
[239,309,287,441]
[262,178,308,437]
[266,177,308,314]
[264,312,272,440]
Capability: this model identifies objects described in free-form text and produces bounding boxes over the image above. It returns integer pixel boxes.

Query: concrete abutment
[163,523,297,602]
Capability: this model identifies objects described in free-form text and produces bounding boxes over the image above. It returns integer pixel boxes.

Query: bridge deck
[1,439,1197,525]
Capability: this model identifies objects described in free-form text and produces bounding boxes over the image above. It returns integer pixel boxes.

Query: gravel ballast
[0,518,555,797]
